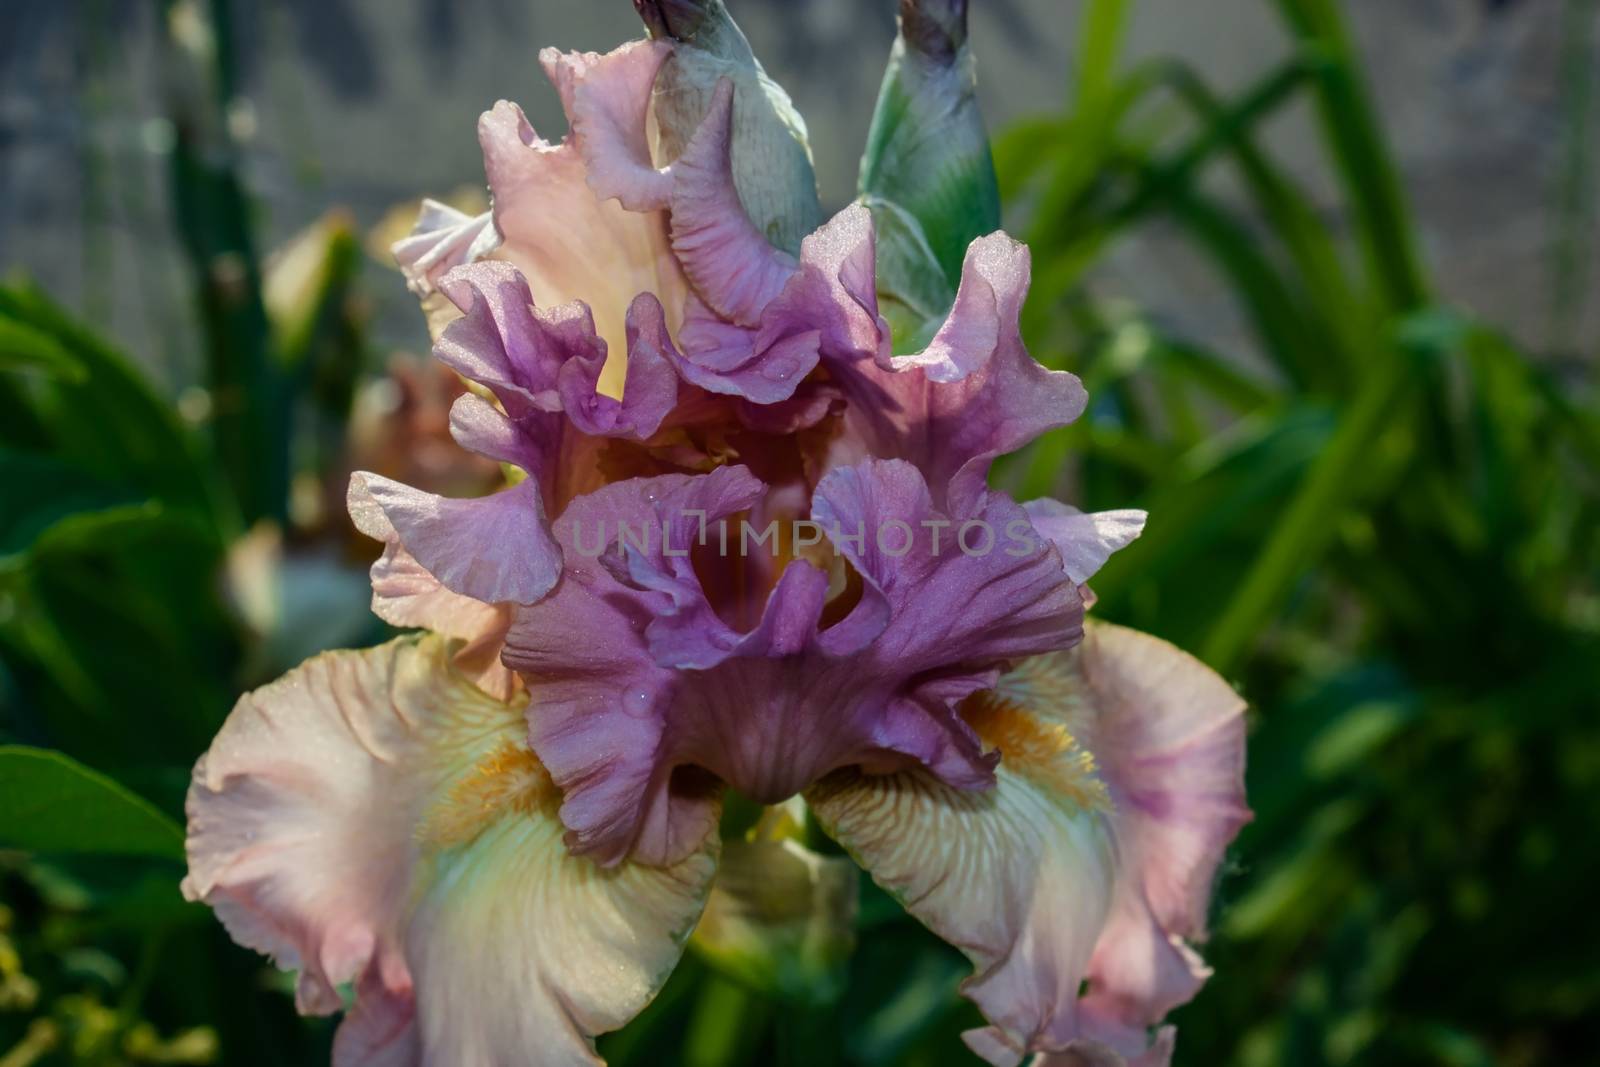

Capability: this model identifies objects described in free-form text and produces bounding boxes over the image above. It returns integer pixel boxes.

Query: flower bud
[689,801,858,1005]
[860,0,1000,289]
[637,0,823,256]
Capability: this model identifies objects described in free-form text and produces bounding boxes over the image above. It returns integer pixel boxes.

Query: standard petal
[539,41,675,211]
[478,99,687,400]
[184,635,718,1066]
[348,472,561,607]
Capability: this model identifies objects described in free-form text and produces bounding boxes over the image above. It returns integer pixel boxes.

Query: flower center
[961,691,1110,814]
[419,740,559,848]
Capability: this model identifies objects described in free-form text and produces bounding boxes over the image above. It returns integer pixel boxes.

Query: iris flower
[182,2,1249,1064]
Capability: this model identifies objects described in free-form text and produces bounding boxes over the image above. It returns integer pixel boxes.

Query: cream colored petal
[808,745,1117,1066]
[184,635,717,1066]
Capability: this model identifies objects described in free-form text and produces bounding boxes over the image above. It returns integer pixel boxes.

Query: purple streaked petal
[446,393,547,472]
[669,79,799,326]
[760,203,889,365]
[507,460,1084,863]
[811,459,1085,669]
[435,261,564,415]
[839,233,1088,516]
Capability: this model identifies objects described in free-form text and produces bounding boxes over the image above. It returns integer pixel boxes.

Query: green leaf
[2,503,237,768]
[0,316,87,381]
[0,745,184,859]
[1271,0,1428,314]
[0,449,140,559]
[0,282,225,534]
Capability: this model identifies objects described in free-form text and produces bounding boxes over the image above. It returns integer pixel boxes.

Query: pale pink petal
[184,635,718,1066]
[669,79,798,326]
[367,542,516,701]
[987,622,1250,1063]
[539,41,675,211]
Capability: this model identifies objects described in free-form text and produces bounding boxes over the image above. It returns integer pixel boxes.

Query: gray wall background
[1,0,1594,389]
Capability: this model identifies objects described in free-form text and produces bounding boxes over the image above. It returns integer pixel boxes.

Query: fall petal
[184,636,717,1066]
[807,747,1116,1065]
[988,622,1250,1063]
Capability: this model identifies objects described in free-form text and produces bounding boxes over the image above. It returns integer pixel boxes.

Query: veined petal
[806,717,1117,1067]
[183,635,717,1066]
[1022,501,1147,585]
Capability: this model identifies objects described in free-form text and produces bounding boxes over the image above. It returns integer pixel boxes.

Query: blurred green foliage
[2,0,1598,1065]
